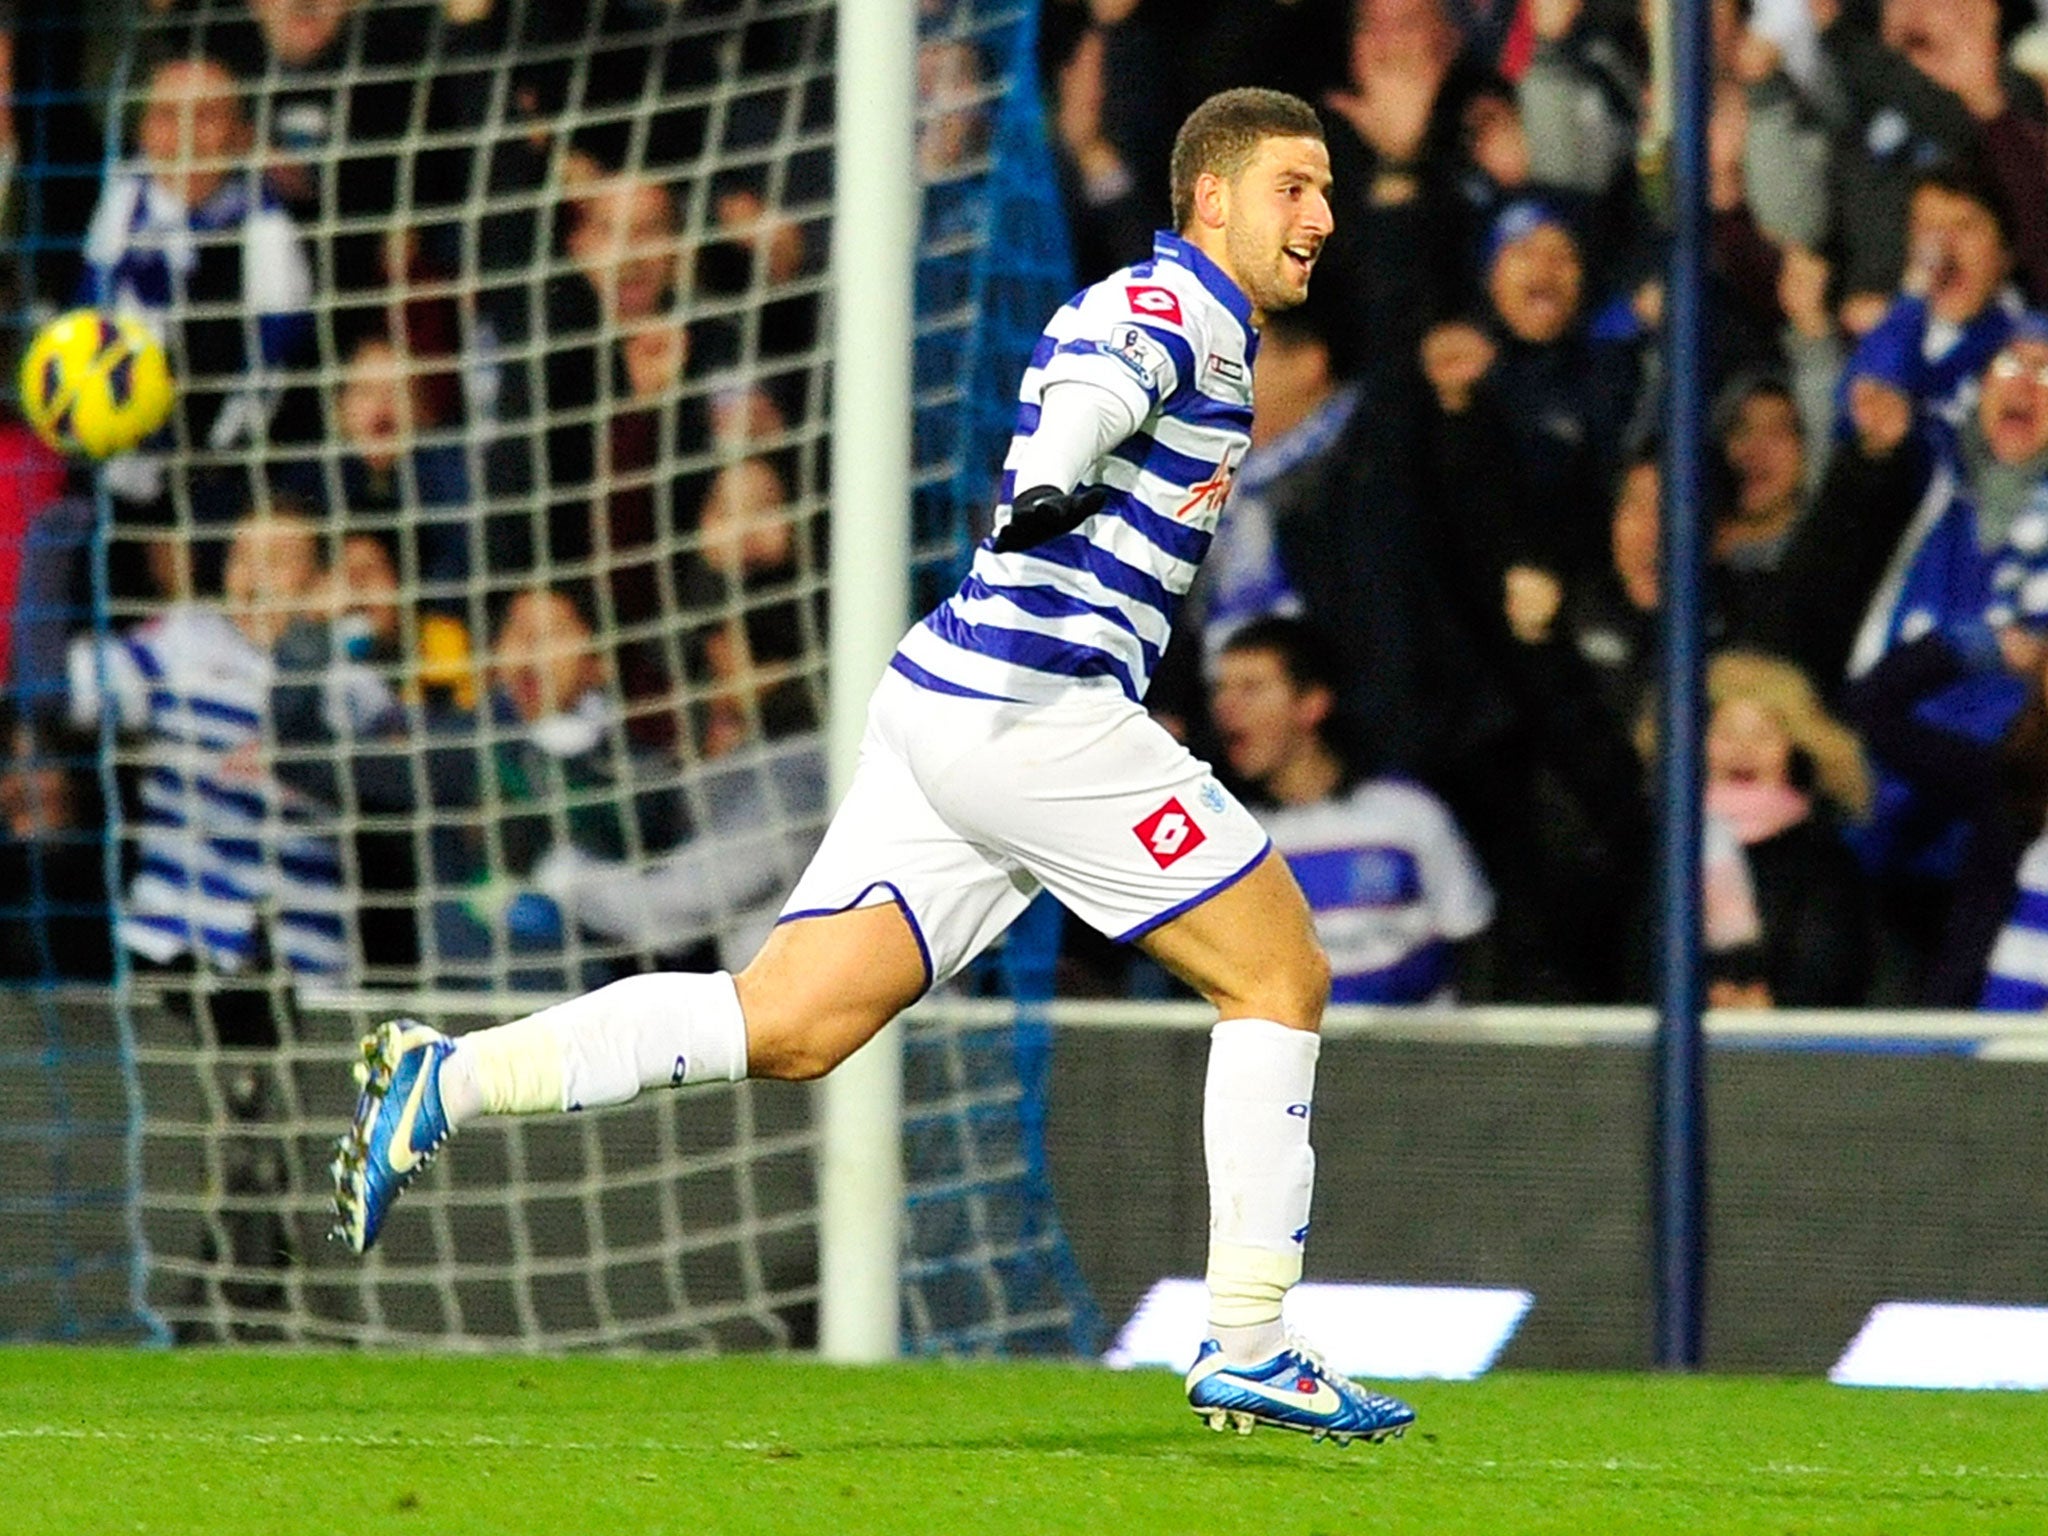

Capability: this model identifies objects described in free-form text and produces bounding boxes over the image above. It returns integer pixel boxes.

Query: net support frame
[1655,0,1713,1371]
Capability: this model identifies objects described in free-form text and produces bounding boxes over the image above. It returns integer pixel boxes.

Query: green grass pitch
[2,1351,2046,1535]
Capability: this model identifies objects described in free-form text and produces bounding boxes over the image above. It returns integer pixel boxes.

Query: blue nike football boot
[1185,1338,1416,1444]
[330,1019,456,1255]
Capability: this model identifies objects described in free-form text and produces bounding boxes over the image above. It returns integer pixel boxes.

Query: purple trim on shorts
[777,880,935,995]
[1111,839,1274,945]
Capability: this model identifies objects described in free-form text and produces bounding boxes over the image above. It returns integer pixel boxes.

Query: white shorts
[779,668,1271,987]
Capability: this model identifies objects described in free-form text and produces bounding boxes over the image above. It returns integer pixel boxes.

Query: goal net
[0,0,1098,1353]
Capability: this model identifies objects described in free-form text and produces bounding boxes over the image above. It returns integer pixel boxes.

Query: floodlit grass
[0,1350,2045,1534]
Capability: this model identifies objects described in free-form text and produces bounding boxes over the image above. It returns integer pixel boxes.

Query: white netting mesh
[0,0,1096,1352]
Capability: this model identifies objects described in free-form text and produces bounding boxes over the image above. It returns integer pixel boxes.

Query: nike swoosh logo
[383,1058,436,1175]
[1227,1375,1343,1417]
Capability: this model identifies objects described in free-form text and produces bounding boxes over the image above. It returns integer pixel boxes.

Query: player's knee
[1284,942,1332,1025]
[748,1032,841,1082]
[1247,941,1329,1030]
[735,974,882,1081]
[736,996,841,1081]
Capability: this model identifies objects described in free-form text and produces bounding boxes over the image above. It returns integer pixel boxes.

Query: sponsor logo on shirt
[1125,284,1184,325]
[1174,443,1243,521]
[1133,797,1206,869]
[1201,352,1246,388]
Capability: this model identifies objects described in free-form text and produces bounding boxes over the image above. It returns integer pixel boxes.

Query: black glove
[991,483,1110,554]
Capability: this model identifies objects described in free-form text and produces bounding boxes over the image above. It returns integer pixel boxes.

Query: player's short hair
[1169,88,1324,232]
[1220,615,1339,697]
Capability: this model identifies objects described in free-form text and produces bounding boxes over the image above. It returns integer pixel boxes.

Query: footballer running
[334,87,1414,1446]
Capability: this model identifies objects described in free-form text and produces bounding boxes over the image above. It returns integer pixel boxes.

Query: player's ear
[1191,169,1230,233]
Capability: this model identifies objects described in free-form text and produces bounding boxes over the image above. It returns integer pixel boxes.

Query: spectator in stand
[1713,373,1813,582]
[1846,626,2048,1008]
[1313,0,1511,368]
[1819,0,2046,331]
[196,0,442,300]
[1519,448,1659,738]
[529,156,727,744]
[1516,0,1640,219]
[1156,306,1525,791]
[0,708,112,983]
[80,48,315,596]
[1045,3,1173,280]
[1837,167,2028,455]
[1194,310,1363,671]
[1420,198,1644,581]
[1778,316,2048,977]
[276,330,473,616]
[532,572,831,972]
[1210,617,1495,1004]
[1726,0,1834,255]
[275,574,689,990]
[684,455,821,758]
[1683,649,1875,1007]
[63,503,352,996]
[1782,314,2048,699]
[0,407,69,700]
[431,586,687,990]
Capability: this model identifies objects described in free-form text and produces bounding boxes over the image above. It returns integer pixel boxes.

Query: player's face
[1707,697,1795,791]
[1211,647,1318,783]
[1221,136,1333,323]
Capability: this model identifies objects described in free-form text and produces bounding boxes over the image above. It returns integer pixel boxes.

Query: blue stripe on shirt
[924,605,1138,696]
[137,853,255,905]
[1019,534,1178,618]
[957,575,1162,673]
[889,652,1023,702]
[277,908,346,940]
[1289,846,1425,909]
[148,690,261,730]
[1110,431,1220,495]
[125,635,164,682]
[1329,942,1453,1005]
[1119,492,1214,567]
[1178,392,1255,434]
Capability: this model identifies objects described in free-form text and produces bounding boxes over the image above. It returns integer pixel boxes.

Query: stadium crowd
[7,0,2048,1017]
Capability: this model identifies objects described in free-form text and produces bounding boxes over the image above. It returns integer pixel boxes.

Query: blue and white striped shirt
[894,232,1258,706]
[67,607,352,977]
[1264,780,1494,1005]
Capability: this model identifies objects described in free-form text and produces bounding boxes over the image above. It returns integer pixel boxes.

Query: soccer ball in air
[18,309,175,459]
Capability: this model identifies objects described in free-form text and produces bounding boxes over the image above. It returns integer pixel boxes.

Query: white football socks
[438,971,749,1124]
[1202,1017,1319,1366]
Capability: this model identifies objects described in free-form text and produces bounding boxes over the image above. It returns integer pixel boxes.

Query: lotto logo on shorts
[1124,285,1183,325]
[1133,797,1206,869]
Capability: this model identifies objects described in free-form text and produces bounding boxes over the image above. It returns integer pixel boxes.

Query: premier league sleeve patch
[1101,324,1174,396]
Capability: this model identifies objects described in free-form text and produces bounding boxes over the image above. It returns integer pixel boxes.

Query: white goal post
[820,0,917,1366]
